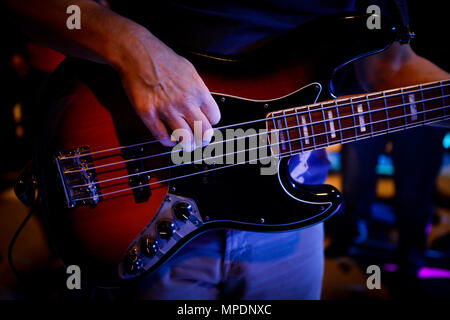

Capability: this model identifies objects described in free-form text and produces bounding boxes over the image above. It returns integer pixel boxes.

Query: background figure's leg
[391,126,446,274]
[327,136,387,255]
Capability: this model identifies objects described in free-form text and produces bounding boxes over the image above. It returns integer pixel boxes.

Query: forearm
[3,0,220,146]
[3,0,148,69]
[354,42,450,92]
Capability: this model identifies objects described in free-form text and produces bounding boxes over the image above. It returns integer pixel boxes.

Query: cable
[7,206,35,280]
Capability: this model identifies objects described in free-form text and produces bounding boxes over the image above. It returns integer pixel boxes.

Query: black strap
[388,0,414,43]
[391,0,410,27]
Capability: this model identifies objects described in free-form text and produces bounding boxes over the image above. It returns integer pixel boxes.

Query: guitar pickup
[122,145,151,203]
[55,146,102,208]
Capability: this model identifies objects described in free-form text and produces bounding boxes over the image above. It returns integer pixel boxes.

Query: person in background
[336,125,446,272]
[327,1,449,296]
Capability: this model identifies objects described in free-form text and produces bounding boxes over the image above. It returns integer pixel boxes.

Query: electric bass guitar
[34,13,449,284]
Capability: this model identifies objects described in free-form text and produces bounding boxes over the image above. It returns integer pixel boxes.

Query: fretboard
[266,79,450,155]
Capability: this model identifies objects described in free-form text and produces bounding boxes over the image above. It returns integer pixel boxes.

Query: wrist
[106,19,159,74]
[101,16,141,70]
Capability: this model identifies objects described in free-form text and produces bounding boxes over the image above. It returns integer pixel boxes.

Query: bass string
[60,81,450,160]
[70,104,449,188]
[64,93,449,175]
[72,114,450,202]
[70,106,449,190]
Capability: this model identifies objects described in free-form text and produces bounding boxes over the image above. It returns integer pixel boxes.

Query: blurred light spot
[382,263,397,272]
[443,132,450,149]
[12,102,22,123]
[15,125,24,139]
[10,53,29,77]
[383,263,450,279]
[418,267,450,279]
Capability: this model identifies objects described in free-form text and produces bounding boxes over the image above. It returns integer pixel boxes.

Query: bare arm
[4,0,128,65]
[4,0,220,150]
[354,41,450,92]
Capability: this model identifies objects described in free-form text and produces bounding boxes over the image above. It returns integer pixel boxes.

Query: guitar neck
[267,79,450,155]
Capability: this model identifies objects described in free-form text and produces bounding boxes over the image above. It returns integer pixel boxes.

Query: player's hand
[115,26,221,151]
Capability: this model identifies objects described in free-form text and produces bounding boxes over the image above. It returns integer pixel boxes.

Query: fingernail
[202,128,214,144]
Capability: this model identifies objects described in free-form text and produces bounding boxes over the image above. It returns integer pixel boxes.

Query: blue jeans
[121,224,324,300]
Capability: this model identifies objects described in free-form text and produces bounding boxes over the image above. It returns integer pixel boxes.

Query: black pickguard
[169,85,342,230]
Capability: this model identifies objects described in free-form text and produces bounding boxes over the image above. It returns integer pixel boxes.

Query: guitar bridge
[55,146,102,208]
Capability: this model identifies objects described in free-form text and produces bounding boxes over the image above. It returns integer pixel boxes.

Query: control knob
[173,201,193,221]
[123,247,143,274]
[157,220,176,239]
[140,236,159,257]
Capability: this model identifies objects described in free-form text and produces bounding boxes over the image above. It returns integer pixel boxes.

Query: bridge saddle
[55,146,102,208]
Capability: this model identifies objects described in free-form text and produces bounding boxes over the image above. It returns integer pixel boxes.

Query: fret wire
[335,101,343,144]
[271,113,280,156]
[420,84,426,123]
[323,115,449,151]
[282,110,293,155]
[320,105,330,146]
[291,112,450,156]
[295,83,448,129]
[294,108,304,152]
[441,81,447,117]
[312,82,449,123]
[366,94,374,137]
[383,92,390,133]
[400,88,407,128]
[350,98,358,140]
[307,106,317,147]
[297,105,447,147]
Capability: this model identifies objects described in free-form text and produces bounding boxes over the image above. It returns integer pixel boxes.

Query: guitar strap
[390,0,409,27]
[387,0,414,44]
